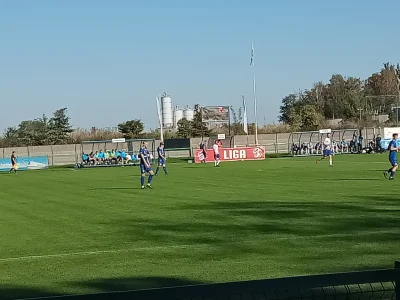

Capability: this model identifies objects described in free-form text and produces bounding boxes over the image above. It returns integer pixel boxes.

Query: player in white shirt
[316,133,333,166]
[212,140,220,167]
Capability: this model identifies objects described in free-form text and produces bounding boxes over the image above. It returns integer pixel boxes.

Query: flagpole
[251,41,258,145]
[156,97,164,142]
[242,95,249,147]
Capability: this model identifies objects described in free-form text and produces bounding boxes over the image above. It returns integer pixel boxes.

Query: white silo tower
[174,105,184,128]
[161,92,173,128]
[183,106,194,121]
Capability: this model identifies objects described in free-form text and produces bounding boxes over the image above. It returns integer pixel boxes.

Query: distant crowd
[292,134,383,155]
[81,149,139,165]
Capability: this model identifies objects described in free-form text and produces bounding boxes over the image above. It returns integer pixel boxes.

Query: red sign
[194,147,265,163]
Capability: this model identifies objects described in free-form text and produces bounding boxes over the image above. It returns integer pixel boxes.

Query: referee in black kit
[9,151,17,174]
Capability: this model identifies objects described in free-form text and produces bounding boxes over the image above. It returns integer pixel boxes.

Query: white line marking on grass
[0,244,194,263]
[0,229,397,263]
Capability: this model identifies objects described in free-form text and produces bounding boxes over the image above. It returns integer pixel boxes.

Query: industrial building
[160,92,194,129]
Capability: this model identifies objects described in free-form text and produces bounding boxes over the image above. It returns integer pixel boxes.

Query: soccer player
[139,142,154,189]
[316,133,333,166]
[213,140,220,167]
[200,141,207,163]
[384,133,398,180]
[155,142,168,175]
[9,151,17,174]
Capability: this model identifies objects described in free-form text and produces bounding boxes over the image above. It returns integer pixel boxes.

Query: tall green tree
[279,94,300,125]
[176,118,193,138]
[230,106,244,135]
[48,108,73,144]
[299,105,323,131]
[3,126,19,147]
[324,74,347,119]
[365,63,400,115]
[191,106,212,137]
[17,116,50,146]
[117,119,144,139]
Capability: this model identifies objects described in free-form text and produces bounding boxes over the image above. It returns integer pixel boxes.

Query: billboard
[194,147,265,163]
[164,138,190,149]
[0,156,49,172]
[201,106,230,122]
[383,127,400,139]
[380,138,400,149]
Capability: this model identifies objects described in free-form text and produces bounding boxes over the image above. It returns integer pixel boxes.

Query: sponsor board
[319,129,331,134]
[380,138,400,149]
[383,127,400,139]
[201,106,230,122]
[0,156,49,172]
[194,147,265,163]
[112,138,126,143]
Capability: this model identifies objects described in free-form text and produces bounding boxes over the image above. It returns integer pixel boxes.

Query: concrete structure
[183,106,194,121]
[173,106,184,128]
[0,127,381,166]
[161,92,173,128]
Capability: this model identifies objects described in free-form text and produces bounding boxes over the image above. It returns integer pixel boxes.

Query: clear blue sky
[1,0,399,132]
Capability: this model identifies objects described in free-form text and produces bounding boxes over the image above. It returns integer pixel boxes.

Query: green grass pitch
[0,155,399,299]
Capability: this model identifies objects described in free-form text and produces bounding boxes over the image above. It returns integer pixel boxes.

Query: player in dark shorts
[155,142,168,175]
[200,141,207,163]
[139,142,154,189]
[9,151,17,173]
[384,133,398,180]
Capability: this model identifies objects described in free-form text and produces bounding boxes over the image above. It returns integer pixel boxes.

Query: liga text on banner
[194,147,265,163]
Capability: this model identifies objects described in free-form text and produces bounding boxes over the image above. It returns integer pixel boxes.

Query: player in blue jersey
[139,142,154,189]
[155,142,168,175]
[384,133,398,180]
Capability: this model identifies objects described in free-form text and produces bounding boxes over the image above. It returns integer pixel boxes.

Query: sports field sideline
[0,155,399,299]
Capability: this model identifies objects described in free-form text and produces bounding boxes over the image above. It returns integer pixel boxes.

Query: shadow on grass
[0,284,61,300]
[0,277,203,300]
[95,195,400,259]
[2,197,398,299]
[74,276,204,293]
[1,271,396,299]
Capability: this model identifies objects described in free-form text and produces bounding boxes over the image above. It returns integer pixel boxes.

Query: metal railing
[26,261,399,300]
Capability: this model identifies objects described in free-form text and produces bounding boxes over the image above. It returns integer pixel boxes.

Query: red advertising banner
[194,147,265,163]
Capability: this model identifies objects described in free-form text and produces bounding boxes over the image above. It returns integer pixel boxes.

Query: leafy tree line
[279,63,400,131]
[0,102,289,148]
[1,108,73,147]
[1,106,231,147]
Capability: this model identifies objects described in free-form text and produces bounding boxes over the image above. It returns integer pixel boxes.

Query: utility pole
[396,69,400,127]
[357,108,363,122]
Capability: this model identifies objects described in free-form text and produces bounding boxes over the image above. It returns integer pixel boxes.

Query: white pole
[156,97,164,142]
[251,41,258,145]
[242,95,249,146]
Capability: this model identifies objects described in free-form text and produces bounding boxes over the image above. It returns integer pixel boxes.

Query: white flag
[156,97,162,125]
[156,97,164,142]
[243,95,248,134]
